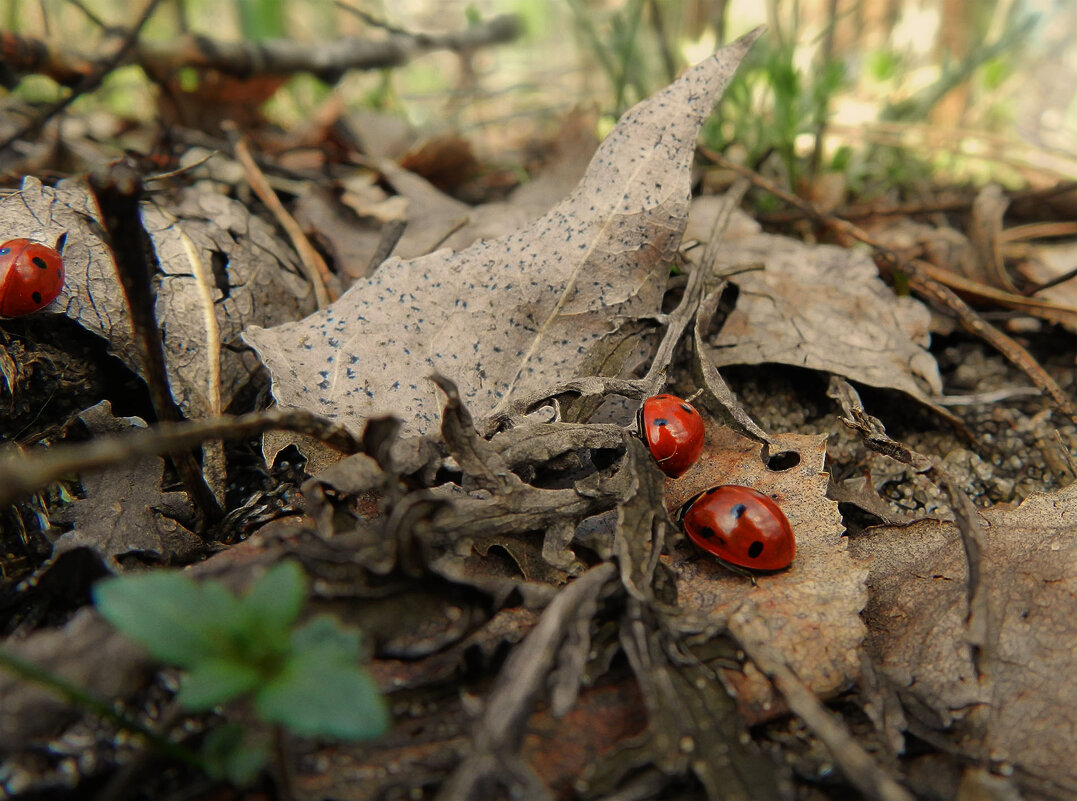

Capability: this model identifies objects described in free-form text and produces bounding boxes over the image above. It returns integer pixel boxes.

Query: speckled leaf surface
[665,422,867,725]
[700,217,943,404]
[853,482,1077,797]
[243,30,762,439]
[0,177,315,418]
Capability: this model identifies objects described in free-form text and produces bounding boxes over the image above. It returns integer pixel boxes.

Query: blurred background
[4,0,1077,194]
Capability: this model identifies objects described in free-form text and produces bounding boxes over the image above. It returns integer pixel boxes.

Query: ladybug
[0,238,65,317]
[637,393,705,478]
[680,485,795,572]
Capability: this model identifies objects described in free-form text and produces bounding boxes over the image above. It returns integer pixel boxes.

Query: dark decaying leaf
[49,401,202,567]
[436,562,619,801]
[243,29,764,445]
[0,609,153,752]
[592,600,791,801]
[853,482,1077,799]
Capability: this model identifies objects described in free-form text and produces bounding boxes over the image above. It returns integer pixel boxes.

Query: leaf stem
[0,647,202,768]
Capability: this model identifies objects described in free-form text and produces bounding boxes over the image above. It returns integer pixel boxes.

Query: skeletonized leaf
[243,29,764,440]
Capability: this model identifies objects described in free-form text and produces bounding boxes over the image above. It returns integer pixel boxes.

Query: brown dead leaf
[243,31,764,443]
[381,111,598,261]
[666,422,867,724]
[705,230,943,405]
[854,481,1077,798]
[49,402,201,566]
[1017,239,1077,332]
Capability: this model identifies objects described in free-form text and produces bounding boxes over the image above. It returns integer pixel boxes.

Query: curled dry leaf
[853,481,1077,798]
[0,177,316,418]
[49,401,201,567]
[666,421,867,725]
[143,190,316,417]
[704,227,944,406]
[243,30,764,448]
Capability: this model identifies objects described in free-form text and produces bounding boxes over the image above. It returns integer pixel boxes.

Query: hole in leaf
[767,451,801,471]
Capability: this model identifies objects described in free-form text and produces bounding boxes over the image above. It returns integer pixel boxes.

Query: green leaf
[201,724,271,786]
[253,615,385,739]
[289,614,361,661]
[236,561,306,640]
[93,572,241,667]
[255,654,389,740]
[178,658,263,711]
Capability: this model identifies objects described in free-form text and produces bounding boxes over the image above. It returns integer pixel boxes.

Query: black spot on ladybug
[653,417,668,427]
[32,257,48,270]
[700,526,723,544]
[0,248,8,255]
[732,503,747,518]
[747,541,764,558]
[680,403,695,414]
[31,291,42,304]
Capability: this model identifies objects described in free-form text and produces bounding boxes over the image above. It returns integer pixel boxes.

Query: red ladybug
[681,485,795,572]
[0,238,64,317]
[637,394,705,478]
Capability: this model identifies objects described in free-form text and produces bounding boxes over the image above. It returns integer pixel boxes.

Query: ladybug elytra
[681,485,795,572]
[0,238,64,317]
[637,393,704,478]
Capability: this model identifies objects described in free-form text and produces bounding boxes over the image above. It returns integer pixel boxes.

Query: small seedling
[94,561,388,783]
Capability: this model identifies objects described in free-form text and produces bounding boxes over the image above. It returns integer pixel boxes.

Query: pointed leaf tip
[243,32,765,443]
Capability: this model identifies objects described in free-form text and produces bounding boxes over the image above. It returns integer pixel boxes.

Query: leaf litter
[0,176,316,419]
[3,22,1077,801]
[243,29,766,444]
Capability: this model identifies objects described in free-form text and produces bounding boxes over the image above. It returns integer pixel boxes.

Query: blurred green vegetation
[2,0,1073,194]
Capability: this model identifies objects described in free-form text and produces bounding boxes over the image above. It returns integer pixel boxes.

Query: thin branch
[228,127,335,308]
[0,0,164,156]
[703,149,1077,423]
[0,409,363,509]
[729,606,916,801]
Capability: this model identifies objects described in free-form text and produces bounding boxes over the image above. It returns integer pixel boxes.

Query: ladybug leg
[716,558,759,585]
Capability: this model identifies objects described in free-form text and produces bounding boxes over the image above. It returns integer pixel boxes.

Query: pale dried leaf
[146,190,316,417]
[666,423,867,724]
[706,232,943,403]
[854,482,1077,797]
[0,178,316,418]
[243,31,764,442]
[969,184,1012,290]
[1016,239,1077,333]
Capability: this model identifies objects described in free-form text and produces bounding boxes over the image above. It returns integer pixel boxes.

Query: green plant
[701,37,845,188]
[94,560,388,784]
